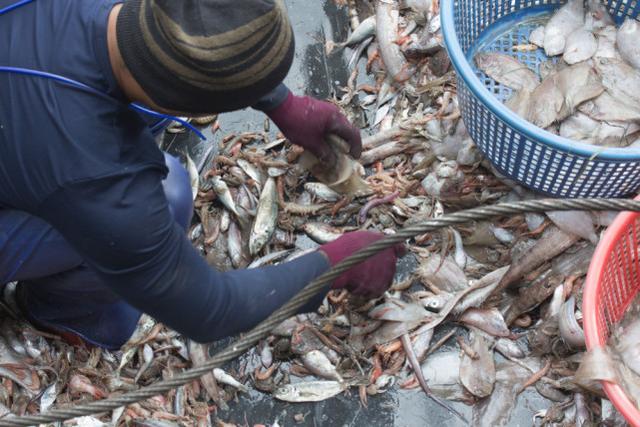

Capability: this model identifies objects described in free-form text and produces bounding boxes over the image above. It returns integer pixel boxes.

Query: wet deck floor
[163,1,553,425]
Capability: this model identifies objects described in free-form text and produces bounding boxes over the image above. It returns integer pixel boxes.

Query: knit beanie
[116,0,295,114]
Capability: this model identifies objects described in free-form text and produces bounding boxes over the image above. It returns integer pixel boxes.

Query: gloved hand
[266,93,362,164]
[319,231,405,298]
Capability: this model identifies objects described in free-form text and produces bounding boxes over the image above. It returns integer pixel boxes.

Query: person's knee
[162,153,194,231]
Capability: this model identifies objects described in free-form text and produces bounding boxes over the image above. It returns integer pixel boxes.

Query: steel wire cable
[2,198,639,426]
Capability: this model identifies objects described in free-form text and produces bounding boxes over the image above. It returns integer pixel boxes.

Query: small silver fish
[495,338,526,359]
[273,381,348,402]
[377,1,413,82]
[248,249,293,269]
[474,53,540,91]
[185,154,199,201]
[543,0,584,56]
[236,159,264,186]
[220,209,230,233]
[228,221,249,268]
[249,177,278,256]
[341,15,377,47]
[261,343,273,368]
[421,292,453,312]
[210,176,240,218]
[451,228,467,269]
[618,18,640,70]
[304,182,341,202]
[558,296,585,349]
[213,368,250,393]
[302,222,344,244]
[301,350,343,381]
[40,383,58,413]
[134,344,154,383]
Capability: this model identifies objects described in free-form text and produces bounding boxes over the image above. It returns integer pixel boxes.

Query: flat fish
[546,210,598,244]
[558,63,604,116]
[273,381,347,403]
[472,359,543,427]
[579,91,640,122]
[528,63,603,128]
[474,53,540,91]
[585,0,614,30]
[594,26,620,60]
[527,74,564,128]
[543,0,585,56]
[453,266,510,315]
[592,121,640,148]
[365,319,422,348]
[529,26,545,47]
[459,331,495,398]
[417,254,468,292]
[595,58,640,109]
[563,28,597,64]
[559,112,599,142]
[459,308,511,338]
[618,18,640,70]
[505,89,532,119]
[420,351,467,401]
[369,299,431,322]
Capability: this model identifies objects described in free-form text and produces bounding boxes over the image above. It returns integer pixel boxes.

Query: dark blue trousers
[0,153,193,349]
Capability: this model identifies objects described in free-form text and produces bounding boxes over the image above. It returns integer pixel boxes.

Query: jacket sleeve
[252,82,291,112]
[36,168,331,342]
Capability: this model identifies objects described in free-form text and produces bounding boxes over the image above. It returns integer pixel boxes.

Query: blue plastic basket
[442,0,640,198]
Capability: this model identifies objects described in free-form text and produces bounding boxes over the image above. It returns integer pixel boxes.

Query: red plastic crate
[584,198,640,426]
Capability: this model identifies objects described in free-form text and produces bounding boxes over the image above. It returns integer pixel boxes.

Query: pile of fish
[0,1,637,426]
[475,0,640,148]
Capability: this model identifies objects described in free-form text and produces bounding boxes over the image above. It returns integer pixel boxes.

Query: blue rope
[0,0,35,15]
[0,67,206,140]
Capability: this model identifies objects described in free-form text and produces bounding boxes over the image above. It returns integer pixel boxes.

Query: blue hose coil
[442,0,640,198]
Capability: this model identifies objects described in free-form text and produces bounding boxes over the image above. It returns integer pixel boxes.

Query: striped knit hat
[116,0,295,114]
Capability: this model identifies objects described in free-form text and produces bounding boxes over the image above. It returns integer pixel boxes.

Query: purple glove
[319,231,405,298]
[266,93,362,163]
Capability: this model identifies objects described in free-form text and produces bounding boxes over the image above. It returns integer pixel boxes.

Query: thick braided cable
[2,198,639,426]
